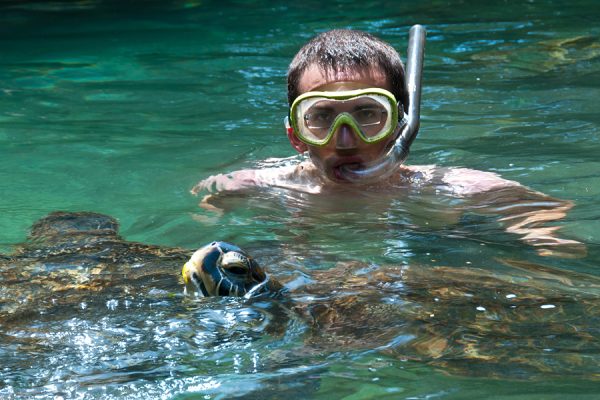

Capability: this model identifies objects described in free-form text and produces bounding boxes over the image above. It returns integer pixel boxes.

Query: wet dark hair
[287,29,408,111]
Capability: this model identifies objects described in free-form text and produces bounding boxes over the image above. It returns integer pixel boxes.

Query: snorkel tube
[340,24,426,182]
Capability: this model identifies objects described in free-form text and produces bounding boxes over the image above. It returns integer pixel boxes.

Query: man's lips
[332,156,364,168]
[331,157,365,180]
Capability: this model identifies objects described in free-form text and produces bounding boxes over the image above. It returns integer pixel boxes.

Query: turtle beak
[182,246,212,296]
[182,261,191,285]
[182,260,196,293]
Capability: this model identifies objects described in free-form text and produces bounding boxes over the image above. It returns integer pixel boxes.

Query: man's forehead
[298,64,390,93]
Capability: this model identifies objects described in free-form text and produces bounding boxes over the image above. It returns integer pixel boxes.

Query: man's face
[293,65,401,183]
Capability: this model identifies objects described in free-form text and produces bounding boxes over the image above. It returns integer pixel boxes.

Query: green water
[1,0,600,399]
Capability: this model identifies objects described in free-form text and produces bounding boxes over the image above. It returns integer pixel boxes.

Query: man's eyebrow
[309,104,335,111]
[352,102,385,111]
[353,104,378,110]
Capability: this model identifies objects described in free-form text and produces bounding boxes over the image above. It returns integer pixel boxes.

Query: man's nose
[334,124,359,149]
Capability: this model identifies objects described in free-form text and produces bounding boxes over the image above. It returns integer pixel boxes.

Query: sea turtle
[184,241,600,379]
[0,211,192,324]
[2,211,599,380]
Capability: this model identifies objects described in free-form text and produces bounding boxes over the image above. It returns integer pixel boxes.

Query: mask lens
[303,101,335,139]
[349,97,389,138]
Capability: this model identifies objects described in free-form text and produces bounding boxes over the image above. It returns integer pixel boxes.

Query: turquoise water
[1,0,600,398]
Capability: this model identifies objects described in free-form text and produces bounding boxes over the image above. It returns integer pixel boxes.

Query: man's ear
[284,117,308,153]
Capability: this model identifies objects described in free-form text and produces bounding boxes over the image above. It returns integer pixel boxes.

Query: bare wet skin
[5,212,596,383]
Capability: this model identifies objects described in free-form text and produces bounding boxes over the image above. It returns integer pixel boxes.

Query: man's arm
[443,168,585,258]
[191,169,260,196]
[190,163,306,213]
[471,186,585,257]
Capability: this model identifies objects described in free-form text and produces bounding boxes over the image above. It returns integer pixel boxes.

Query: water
[1,0,600,398]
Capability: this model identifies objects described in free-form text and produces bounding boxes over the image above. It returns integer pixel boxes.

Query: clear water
[1,0,600,398]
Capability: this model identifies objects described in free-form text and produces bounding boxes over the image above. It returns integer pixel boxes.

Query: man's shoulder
[255,159,325,192]
[395,164,521,194]
[436,166,520,195]
[192,156,322,195]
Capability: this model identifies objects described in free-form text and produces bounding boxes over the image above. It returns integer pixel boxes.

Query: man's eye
[306,112,333,127]
[353,108,382,124]
[311,112,331,121]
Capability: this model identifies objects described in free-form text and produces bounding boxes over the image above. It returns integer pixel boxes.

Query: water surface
[1,1,600,399]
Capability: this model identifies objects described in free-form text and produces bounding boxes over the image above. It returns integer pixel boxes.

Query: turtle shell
[186,243,600,378]
[1,211,190,324]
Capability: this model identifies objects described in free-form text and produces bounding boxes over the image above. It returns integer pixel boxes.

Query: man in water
[193,29,583,257]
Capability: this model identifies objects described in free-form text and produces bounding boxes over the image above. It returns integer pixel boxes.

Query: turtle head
[182,241,274,297]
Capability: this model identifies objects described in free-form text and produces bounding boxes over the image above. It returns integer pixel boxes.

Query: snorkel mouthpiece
[339,24,426,182]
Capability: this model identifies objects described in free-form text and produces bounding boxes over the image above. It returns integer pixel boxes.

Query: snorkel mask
[285,25,426,183]
[287,88,407,146]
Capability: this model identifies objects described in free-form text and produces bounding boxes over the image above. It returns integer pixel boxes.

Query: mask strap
[284,116,295,136]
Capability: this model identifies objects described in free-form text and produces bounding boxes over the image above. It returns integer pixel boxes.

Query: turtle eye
[221,251,250,276]
[225,265,248,275]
